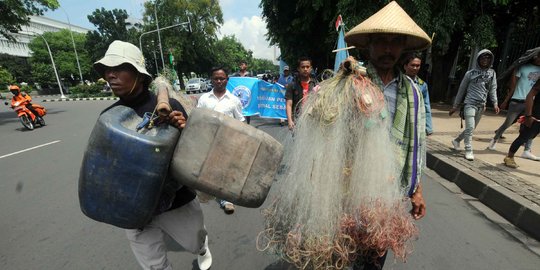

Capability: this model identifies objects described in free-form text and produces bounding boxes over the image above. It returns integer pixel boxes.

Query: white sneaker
[521,150,540,161]
[198,236,212,270]
[452,140,461,151]
[465,151,474,161]
[487,138,497,150]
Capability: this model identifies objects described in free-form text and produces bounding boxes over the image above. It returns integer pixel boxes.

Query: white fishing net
[258,59,417,269]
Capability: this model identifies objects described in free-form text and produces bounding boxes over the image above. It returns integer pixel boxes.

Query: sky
[44,0,278,61]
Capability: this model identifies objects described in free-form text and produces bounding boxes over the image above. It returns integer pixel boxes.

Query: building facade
[0,16,89,57]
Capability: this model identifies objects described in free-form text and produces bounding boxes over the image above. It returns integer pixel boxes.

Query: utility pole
[154,0,166,70]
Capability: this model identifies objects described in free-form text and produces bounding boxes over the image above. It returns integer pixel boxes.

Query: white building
[0,16,90,57]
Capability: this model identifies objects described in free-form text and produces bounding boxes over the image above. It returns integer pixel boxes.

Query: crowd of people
[70,1,540,270]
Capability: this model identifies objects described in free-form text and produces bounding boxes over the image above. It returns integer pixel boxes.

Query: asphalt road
[0,100,539,270]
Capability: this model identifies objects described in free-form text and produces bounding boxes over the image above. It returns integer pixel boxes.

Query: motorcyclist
[9,85,40,119]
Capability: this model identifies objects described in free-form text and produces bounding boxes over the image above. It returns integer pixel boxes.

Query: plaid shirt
[367,63,426,196]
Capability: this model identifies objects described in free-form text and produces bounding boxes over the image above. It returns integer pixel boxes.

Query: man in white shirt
[196,67,244,214]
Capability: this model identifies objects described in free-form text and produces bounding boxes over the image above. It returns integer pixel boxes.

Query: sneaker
[452,140,461,151]
[521,150,540,161]
[503,157,519,168]
[198,236,212,270]
[223,202,235,214]
[487,138,497,150]
[465,151,474,161]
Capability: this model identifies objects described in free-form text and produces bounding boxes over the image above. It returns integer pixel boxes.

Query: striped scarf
[367,63,426,196]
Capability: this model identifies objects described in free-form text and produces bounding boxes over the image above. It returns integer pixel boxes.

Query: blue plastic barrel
[79,106,180,229]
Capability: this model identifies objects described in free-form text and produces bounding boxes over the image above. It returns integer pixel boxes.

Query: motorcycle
[5,95,47,130]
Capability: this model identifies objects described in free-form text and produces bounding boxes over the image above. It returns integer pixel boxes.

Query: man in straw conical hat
[344,1,430,268]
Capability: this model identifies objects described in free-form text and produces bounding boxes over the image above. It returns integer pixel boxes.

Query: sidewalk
[427,103,540,240]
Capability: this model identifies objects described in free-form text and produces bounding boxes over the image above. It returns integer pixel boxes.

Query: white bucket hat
[94,40,152,83]
[345,1,431,51]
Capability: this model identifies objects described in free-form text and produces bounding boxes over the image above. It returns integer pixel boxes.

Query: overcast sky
[44,0,278,61]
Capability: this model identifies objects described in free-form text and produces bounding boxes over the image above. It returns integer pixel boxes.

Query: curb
[42,97,119,102]
[427,149,540,241]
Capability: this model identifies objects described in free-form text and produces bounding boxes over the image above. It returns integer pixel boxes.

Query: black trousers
[509,122,540,154]
[353,252,388,270]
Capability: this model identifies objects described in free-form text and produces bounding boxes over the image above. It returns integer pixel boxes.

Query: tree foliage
[141,0,223,80]
[213,35,253,72]
[0,0,59,40]
[28,30,91,85]
[251,58,278,74]
[261,0,538,101]
[85,8,141,65]
[0,66,15,88]
[0,54,32,83]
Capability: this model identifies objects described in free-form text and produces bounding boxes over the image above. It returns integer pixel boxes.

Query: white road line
[0,140,61,159]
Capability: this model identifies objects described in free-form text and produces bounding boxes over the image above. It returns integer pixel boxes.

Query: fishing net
[257,58,418,269]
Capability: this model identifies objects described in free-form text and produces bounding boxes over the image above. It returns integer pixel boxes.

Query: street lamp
[59,7,84,84]
[32,32,66,99]
[154,0,165,71]
[138,19,191,58]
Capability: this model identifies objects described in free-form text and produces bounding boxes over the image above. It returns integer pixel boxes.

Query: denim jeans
[494,101,532,151]
[455,104,484,151]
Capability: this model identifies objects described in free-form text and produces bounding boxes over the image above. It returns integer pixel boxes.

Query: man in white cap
[94,40,212,270]
[344,1,429,268]
[277,65,293,87]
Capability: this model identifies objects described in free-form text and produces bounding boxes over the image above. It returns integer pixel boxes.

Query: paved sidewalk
[427,103,540,240]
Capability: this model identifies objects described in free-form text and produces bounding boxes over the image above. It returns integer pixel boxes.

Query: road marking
[0,140,61,159]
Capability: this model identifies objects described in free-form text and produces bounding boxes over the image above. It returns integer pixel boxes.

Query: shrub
[20,84,33,93]
[0,67,14,91]
[69,84,113,98]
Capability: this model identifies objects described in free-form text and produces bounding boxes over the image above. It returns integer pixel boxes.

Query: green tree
[85,8,141,66]
[0,0,59,40]
[141,0,223,86]
[260,0,337,73]
[213,35,253,72]
[251,58,278,74]
[0,54,32,83]
[261,0,536,102]
[28,30,91,86]
[0,66,15,88]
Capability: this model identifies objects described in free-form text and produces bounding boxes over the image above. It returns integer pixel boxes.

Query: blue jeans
[455,104,484,151]
[494,101,532,151]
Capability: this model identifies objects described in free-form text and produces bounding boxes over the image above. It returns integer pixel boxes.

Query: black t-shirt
[103,90,196,213]
[285,78,317,117]
[532,80,540,118]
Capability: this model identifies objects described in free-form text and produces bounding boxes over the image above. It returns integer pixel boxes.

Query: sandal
[503,157,519,168]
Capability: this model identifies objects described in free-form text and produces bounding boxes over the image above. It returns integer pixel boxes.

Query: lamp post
[154,0,166,71]
[59,7,83,84]
[138,20,191,56]
[32,32,66,99]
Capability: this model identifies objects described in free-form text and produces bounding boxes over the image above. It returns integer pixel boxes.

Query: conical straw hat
[345,1,431,50]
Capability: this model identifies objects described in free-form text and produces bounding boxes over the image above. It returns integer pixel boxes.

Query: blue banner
[227,77,287,119]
